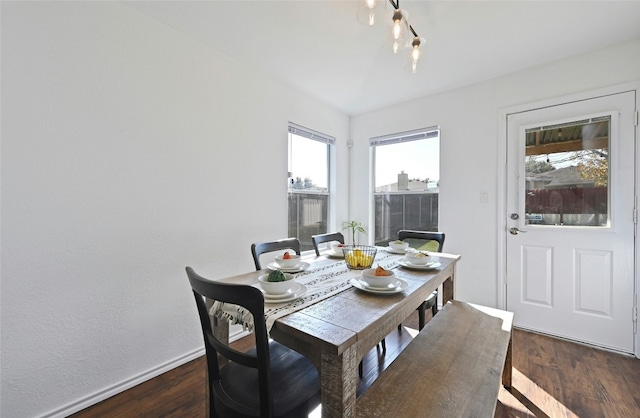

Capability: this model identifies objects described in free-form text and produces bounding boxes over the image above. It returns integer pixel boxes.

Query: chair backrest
[398,230,445,252]
[251,238,301,270]
[185,267,274,417]
[311,232,345,256]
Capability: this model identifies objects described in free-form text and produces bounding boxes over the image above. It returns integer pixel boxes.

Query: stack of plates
[386,246,409,255]
[397,259,441,270]
[350,277,409,294]
[267,261,310,273]
[260,282,307,303]
[326,249,345,259]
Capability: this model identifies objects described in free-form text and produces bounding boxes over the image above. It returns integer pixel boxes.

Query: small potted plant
[342,220,366,245]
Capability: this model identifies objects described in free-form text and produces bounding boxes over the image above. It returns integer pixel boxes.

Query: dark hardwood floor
[71,311,640,417]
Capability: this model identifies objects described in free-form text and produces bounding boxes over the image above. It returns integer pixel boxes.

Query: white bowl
[258,272,295,295]
[405,251,430,265]
[330,242,346,252]
[274,253,301,269]
[389,240,409,251]
[360,268,396,288]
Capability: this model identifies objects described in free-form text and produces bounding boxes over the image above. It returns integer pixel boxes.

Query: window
[371,127,440,245]
[288,122,333,251]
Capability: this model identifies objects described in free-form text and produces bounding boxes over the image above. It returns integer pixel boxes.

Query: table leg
[320,345,357,418]
[211,315,229,367]
[442,276,454,303]
[441,264,456,303]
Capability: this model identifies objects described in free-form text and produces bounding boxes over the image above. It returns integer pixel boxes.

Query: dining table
[211,246,461,418]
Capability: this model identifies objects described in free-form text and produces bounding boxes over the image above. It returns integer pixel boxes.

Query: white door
[506,91,636,354]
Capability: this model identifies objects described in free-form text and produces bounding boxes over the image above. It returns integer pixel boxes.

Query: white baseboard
[37,347,205,418]
[39,326,250,418]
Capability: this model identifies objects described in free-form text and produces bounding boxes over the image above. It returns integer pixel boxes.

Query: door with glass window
[506,92,636,353]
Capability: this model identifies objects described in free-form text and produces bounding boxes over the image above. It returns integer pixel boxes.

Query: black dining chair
[185,267,321,418]
[251,238,301,271]
[398,230,446,330]
[311,232,344,256]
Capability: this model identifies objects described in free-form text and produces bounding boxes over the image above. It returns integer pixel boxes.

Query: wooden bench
[356,300,513,418]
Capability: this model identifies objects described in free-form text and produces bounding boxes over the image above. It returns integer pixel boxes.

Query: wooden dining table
[214,248,461,418]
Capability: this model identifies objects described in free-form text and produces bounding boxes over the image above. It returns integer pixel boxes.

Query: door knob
[509,227,527,235]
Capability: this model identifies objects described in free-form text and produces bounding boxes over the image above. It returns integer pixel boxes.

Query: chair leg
[360,338,387,378]
[418,303,426,331]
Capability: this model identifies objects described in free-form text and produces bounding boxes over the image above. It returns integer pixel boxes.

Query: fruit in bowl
[361,266,396,288]
[389,240,409,251]
[405,251,430,265]
[275,252,300,269]
[344,247,376,269]
[258,271,295,295]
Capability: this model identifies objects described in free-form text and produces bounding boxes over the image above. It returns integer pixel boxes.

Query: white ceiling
[124,1,640,115]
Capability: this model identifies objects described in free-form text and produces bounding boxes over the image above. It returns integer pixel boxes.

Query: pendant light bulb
[392,10,402,39]
[366,0,376,25]
[411,36,421,73]
[392,9,404,54]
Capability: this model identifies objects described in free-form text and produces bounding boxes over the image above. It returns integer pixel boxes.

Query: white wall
[0,2,349,417]
[350,38,640,307]
[3,2,639,416]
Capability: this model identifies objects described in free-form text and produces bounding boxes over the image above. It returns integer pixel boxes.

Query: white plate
[398,259,441,270]
[261,283,307,303]
[326,249,345,258]
[350,278,409,294]
[359,278,402,291]
[386,246,409,254]
[267,261,310,273]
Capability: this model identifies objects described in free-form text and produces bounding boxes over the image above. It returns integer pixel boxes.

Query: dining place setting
[265,251,311,273]
[383,239,442,271]
[349,266,409,295]
[324,242,346,259]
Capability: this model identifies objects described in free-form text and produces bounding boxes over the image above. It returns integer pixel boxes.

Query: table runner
[210,251,402,333]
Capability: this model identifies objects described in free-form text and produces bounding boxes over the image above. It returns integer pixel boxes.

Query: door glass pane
[524,117,610,227]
